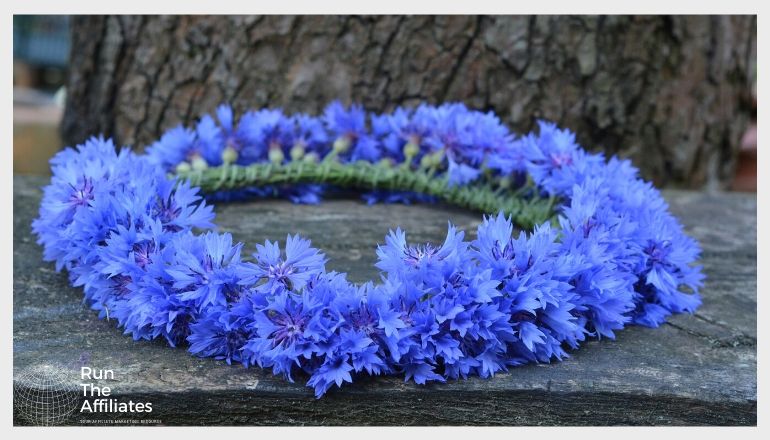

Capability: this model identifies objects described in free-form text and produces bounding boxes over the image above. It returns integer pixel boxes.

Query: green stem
[175,162,556,230]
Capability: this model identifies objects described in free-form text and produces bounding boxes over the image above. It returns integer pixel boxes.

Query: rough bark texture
[13,175,757,425]
[61,15,755,189]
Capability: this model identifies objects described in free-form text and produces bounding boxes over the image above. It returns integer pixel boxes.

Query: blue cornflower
[237,108,294,164]
[324,101,366,139]
[326,282,397,367]
[307,354,355,397]
[166,232,245,310]
[631,226,704,326]
[519,121,604,196]
[152,178,216,233]
[195,104,234,165]
[244,289,328,381]
[291,114,330,160]
[188,306,253,366]
[33,137,123,254]
[418,103,515,184]
[447,158,481,186]
[196,104,294,166]
[145,125,199,171]
[371,105,435,165]
[237,235,327,293]
[323,101,380,162]
[375,224,470,287]
[473,213,584,359]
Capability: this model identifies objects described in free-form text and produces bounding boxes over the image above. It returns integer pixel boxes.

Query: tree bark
[61,15,756,189]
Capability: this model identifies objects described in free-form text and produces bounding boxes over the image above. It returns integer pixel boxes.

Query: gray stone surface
[13,175,756,425]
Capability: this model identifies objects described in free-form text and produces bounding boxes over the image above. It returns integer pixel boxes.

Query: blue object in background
[14,15,70,68]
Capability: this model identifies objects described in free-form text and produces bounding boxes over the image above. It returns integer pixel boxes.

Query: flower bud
[221,146,238,164]
[419,149,444,168]
[190,155,208,171]
[175,162,192,174]
[403,141,420,160]
[432,149,446,165]
[290,143,305,161]
[377,158,393,168]
[303,152,320,164]
[332,136,351,154]
[268,147,285,164]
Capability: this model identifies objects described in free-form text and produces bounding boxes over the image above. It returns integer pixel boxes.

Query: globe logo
[14,364,81,426]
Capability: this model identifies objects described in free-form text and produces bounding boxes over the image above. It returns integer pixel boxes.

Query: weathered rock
[13,175,756,425]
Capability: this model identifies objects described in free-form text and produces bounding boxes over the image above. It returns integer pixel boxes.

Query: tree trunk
[61,15,756,189]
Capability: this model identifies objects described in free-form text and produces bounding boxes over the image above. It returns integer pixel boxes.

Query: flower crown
[33,101,704,398]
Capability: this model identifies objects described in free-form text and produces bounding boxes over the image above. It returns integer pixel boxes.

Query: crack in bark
[440,15,483,102]
[133,16,179,148]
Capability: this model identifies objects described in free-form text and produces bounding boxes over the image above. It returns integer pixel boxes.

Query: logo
[78,367,153,414]
[14,364,80,426]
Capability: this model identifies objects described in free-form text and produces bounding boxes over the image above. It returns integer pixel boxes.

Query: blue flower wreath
[33,102,704,398]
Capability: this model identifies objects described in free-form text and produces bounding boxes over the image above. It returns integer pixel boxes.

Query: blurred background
[13,15,69,175]
[13,15,756,191]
